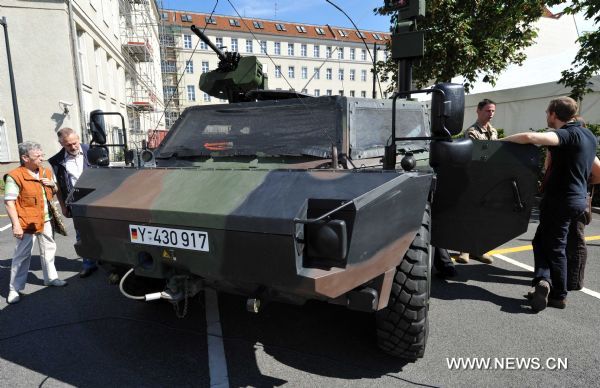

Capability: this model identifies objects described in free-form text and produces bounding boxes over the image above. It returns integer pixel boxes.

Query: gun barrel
[190,25,226,61]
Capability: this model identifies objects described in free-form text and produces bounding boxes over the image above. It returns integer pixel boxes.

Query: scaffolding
[159,14,185,129]
[119,0,165,148]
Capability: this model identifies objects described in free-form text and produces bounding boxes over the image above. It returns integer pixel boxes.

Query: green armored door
[430,139,541,254]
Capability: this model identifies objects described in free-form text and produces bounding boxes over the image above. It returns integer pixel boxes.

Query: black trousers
[532,198,585,299]
[566,214,587,290]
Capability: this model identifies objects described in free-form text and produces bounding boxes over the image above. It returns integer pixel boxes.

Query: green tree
[375,1,547,93]
[375,1,599,99]
[554,0,600,100]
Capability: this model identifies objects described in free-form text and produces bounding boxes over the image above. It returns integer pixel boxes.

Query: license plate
[129,224,209,252]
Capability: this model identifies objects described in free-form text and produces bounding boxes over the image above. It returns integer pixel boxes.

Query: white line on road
[1,224,11,232]
[205,288,230,388]
[494,253,600,300]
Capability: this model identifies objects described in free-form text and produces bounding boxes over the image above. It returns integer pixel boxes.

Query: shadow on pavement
[432,264,533,314]
[217,293,436,387]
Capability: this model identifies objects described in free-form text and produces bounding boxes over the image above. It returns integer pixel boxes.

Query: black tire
[375,203,431,360]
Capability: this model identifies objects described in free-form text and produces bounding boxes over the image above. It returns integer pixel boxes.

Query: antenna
[274,1,277,19]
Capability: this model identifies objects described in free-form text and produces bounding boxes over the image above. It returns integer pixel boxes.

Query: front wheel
[375,203,431,360]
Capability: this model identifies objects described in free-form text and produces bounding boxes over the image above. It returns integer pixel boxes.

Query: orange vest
[6,166,55,234]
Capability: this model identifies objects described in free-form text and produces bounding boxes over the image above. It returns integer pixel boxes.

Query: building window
[326,46,332,58]
[275,65,281,78]
[253,21,264,29]
[314,89,320,96]
[287,43,294,56]
[187,85,195,101]
[202,61,209,73]
[216,37,223,48]
[338,30,348,37]
[203,92,211,102]
[76,30,89,85]
[361,49,367,61]
[165,111,179,127]
[326,68,332,80]
[200,41,207,50]
[275,23,286,31]
[313,45,320,57]
[356,31,365,39]
[164,86,176,99]
[339,90,344,96]
[246,39,253,53]
[94,44,105,93]
[231,38,238,52]
[183,34,192,49]
[361,91,366,98]
[313,67,320,79]
[373,33,382,40]
[338,69,344,80]
[300,44,307,57]
[229,19,240,27]
[315,27,325,35]
[302,88,308,94]
[288,66,295,78]
[260,40,267,54]
[361,69,367,81]
[349,90,355,97]
[338,47,344,60]
[181,14,192,22]
[161,12,169,21]
[205,16,216,24]
[301,66,307,79]
[161,60,176,73]
[296,25,307,33]
[350,48,355,60]
[349,69,355,81]
[326,89,332,96]
[186,60,193,73]
[274,42,281,55]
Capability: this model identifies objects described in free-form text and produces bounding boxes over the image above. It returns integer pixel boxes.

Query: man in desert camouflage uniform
[456,99,497,265]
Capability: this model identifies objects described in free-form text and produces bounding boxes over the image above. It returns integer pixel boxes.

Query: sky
[160,0,597,34]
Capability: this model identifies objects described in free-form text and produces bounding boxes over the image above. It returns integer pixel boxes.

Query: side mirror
[87,146,109,166]
[431,83,465,137]
[89,110,107,145]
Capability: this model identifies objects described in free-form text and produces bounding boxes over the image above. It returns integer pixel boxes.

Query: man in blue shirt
[502,97,597,312]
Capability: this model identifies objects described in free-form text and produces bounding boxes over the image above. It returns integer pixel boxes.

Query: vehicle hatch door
[430,139,540,254]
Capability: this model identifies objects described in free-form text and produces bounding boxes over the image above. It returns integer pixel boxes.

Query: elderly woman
[4,141,67,304]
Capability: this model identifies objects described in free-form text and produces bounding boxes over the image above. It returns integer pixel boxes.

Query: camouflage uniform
[464,122,498,140]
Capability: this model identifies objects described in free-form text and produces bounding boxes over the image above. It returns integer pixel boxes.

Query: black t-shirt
[545,122,597,207]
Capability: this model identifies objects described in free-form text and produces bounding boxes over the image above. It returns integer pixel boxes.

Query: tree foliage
[375,1,599,99]
[554,0,600,100]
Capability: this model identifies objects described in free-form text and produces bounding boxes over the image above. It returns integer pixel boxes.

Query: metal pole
[372,43,378,99]
[1,17,23,144]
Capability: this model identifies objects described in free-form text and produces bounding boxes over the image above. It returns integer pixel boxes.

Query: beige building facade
[0,0,165,163]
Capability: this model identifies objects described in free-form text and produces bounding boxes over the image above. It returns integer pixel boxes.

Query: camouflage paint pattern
[72,166,432,304]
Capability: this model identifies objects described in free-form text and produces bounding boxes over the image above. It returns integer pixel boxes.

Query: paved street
[1,207,599,387]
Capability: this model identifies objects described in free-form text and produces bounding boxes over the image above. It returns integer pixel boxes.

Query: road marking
[493,253,600,300]
[1,224,11,232]
[488,235,600,256]
[205,289,230,388]
[0,214,8,217]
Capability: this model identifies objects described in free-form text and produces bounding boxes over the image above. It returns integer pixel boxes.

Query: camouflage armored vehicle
[70,17,540,360]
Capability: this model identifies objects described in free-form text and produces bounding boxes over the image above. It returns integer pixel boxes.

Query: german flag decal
[130,228,138,240]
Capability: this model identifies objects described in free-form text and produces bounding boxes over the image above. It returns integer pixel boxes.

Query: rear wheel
[375,203,431,360]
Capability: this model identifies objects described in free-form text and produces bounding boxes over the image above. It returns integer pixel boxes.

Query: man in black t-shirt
[502,97,597,312]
